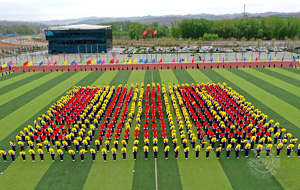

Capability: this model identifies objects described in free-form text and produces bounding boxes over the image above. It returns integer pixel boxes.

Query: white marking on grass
[155,158,158,190]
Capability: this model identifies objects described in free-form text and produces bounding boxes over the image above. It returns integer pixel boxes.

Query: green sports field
[0,67,300,190]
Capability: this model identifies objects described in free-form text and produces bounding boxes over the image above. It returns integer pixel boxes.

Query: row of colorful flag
[1,57,299,68]
[143,29,157,36]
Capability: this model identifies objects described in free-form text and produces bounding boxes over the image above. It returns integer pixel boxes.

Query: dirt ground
[0,40,33,50]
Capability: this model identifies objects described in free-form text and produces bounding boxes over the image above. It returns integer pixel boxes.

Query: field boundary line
[155,158,158,190]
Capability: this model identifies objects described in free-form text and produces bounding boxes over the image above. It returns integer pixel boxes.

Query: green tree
[171,21,180,39]
[128,22,146,40]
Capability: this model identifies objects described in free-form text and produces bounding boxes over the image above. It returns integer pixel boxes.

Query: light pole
[97,44,99,60]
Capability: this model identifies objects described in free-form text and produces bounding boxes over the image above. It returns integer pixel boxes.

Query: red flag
[255,57,258,61]
[87,60,91,65]
[148,29,152,33]
[54,61,57,65]
[159,58,162,63]
[192,58,194,63]
[282,57,284,61]
[110,59,114,64]
[153,30,157,35]
[223,58,224,62]
[143,30,147,36]
[23,61,28,66]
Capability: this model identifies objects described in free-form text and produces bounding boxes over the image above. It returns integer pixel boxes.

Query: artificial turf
[0,68,299,190]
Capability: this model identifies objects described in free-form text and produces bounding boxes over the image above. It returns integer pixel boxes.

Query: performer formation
[1,82,298,162]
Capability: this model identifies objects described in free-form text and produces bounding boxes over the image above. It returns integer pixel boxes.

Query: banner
[39,61,44,66]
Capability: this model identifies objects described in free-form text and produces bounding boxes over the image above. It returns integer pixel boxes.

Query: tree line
[99,21,169,40]
[99,16,300,41]
[174,16,300,40]
[0,25,36,35]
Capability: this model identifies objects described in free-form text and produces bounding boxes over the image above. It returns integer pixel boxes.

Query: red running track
[0,61,298,73]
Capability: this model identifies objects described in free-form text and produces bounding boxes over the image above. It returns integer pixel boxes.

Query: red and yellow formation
[1,82,299,162]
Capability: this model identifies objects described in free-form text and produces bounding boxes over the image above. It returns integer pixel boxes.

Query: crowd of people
[1,82,299,163]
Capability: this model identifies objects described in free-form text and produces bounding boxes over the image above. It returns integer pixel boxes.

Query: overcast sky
[0,0,299,21]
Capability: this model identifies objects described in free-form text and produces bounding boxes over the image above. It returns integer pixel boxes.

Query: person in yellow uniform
[90,148,96,161]
[69,149,76,161]
[175,146,180,159]
[102,148,108,162]
[57,149,64,161]
[29,149,35,162]
[111,148,117,161]
[206,146,212,159]
[184,147,190,159]
[10,141,16,151]
[163,138,168,148]
[235,144,241,159]
[226,144,232,159]
[257,144,263,158]
[216,147,222,159]
[38,148,44,162]
[48,148,55,162]
[287,144,294,157]
[95,140,101,152]
[103,138,110,150]
[114,140,119,150]
[153,146,158,159]
[266,144,272,158]
[172,138,178,149]
[133,146,138,160]
[8,150,15,162]
[195,145,201,159]
[276,143,283,157]
[20,150,26,161]
[143,146,149,160]
[164,146,170,159]
[80,149,86,162]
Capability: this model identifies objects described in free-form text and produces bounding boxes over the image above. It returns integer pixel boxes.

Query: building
[45,24,112,54]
